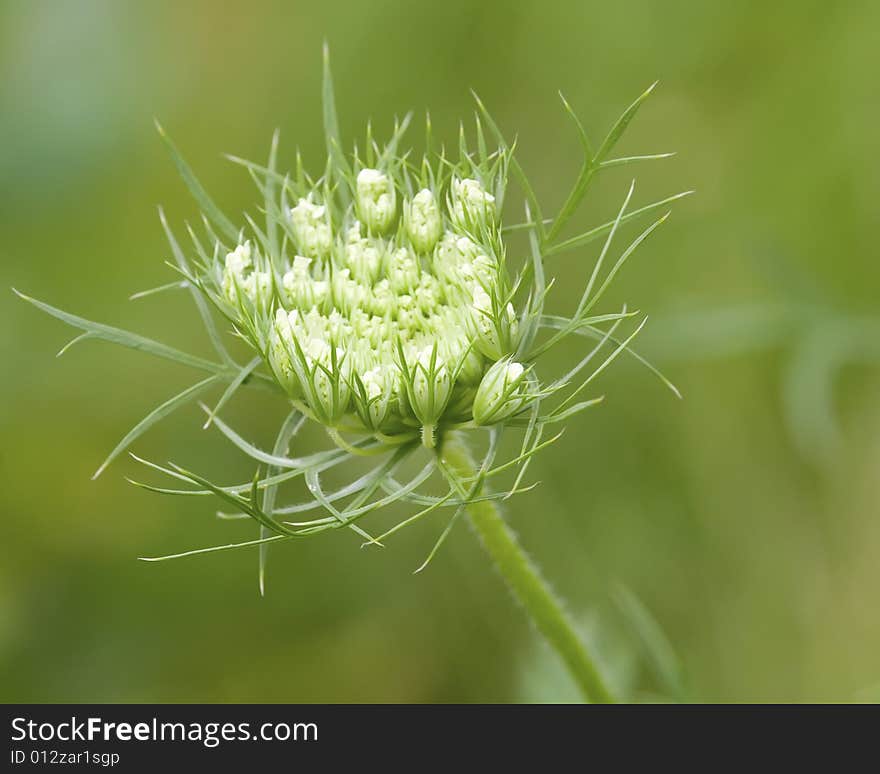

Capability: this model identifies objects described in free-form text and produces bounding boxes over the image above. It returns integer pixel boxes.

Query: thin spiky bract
[17,53,687,580]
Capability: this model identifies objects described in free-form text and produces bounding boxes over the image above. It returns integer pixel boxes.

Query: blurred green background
[2,0,878,702]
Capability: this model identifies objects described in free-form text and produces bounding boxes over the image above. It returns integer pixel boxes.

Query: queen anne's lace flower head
[192,76,681,459]
[19,53,684,576]
[214,155,528,448]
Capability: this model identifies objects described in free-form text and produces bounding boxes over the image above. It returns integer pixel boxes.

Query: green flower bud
[353,364,397,430]
[221,241,274,309]
[345,229,384,284]
[405,188,443,253]
[402,344,454,445]
[270,308,300,397]
[240,270,272,304]
[386,246,421,293]
[302,337,351,424]
[222,242,253,303]
[368,279,398,318]
[468,285,517,360]
[290,197,332,258]
[356,168,396,234]
[282,255,313,308]
[328,269,351,313]
[473,358,527,425]
[284,265,328,309]
[450,177,495,231]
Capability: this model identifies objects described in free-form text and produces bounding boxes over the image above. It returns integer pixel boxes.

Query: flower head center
[221,170,520,436]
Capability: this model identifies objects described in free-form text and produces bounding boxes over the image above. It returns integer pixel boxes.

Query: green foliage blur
[2,0,878,702]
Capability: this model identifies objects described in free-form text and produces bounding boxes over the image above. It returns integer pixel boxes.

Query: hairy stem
[439,433,615,704]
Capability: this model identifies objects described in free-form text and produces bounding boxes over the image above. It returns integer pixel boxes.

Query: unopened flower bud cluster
[220,168,529,442]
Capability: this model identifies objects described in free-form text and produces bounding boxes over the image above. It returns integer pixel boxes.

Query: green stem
[439,433,615,704]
